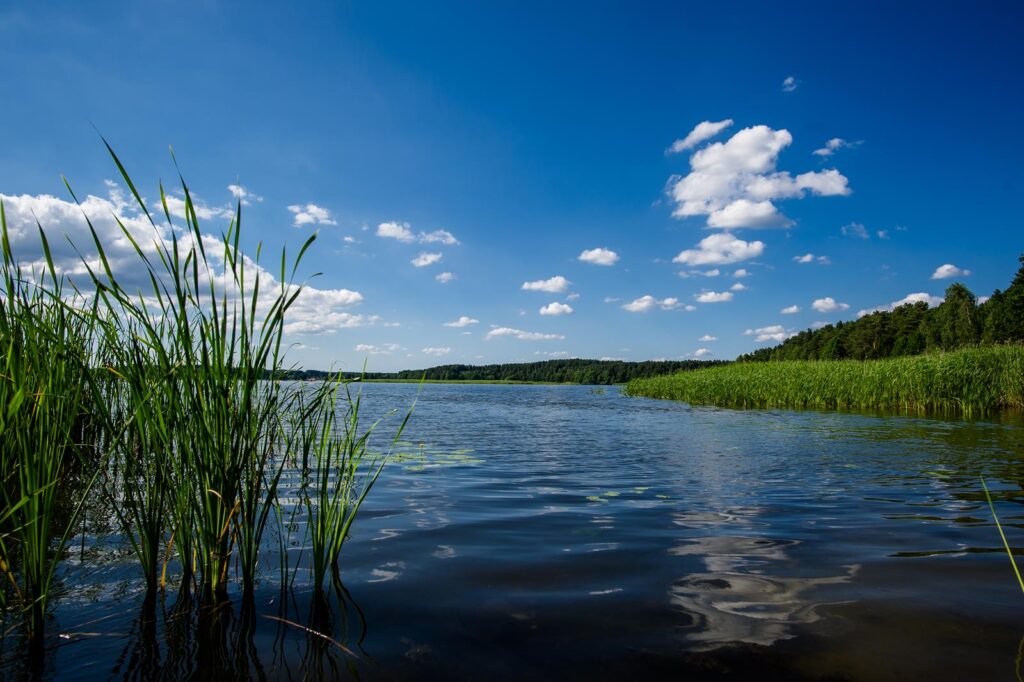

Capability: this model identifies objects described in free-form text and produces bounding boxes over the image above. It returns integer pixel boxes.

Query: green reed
[0,209,103,645]
[980,477,1024,595]
[625,345,1024,415]
[292,378,412,592]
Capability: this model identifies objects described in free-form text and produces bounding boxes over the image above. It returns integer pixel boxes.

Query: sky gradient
[1,1,1021,371]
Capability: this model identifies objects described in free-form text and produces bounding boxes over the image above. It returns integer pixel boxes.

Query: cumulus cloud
[485,327,565,341]
[693,348,713,358]
[0,188,365,337]
[444,316,479,328]
[781,76,799,92]
[622,295,680,312]
[780,305,800,314]
[699,334,717,341]
[227,184,262,204]
[744,325,794,342]
[793,253,831,264]
[535,351,570,357]
[521,275,571,293]
[578,247,619,266]
[288,203,336,227]
[539,302,573,316]
[435,271,456,283]
[603,296,621,304]
[422,347,452,357]
[411,252,442,267]
[733,268,750,278]
[931,264,971,280]
[841,222,869,239]
[695,291,734,303]
[667,119,734,154]
[673,233,765,266]
[812,138,857,157]
[857,292,944,318]
[730,282,747,291]
[376,221,415,242]
[376,222,460,245]
[811,297,850,313]
[666,124,850,229]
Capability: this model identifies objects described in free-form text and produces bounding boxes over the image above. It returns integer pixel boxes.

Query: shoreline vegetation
[625,345,1024,415]
[0,146,411,654]
[279,358,725,385]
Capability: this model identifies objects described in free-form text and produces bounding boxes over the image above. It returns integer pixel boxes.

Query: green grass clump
[625,346,1024,415]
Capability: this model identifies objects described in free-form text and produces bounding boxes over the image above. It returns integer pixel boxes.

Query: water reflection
[669,530,856,649]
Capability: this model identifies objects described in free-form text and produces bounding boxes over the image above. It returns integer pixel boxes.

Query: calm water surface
[6,384,1024,680]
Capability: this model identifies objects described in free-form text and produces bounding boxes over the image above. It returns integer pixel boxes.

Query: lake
[6,383,1024,680]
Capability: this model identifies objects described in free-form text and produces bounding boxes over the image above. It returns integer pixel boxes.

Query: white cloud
[877,230,890,239]
[673,233,765,266]
[539,302,574,316]
[420,229,459,245]
[411,252,442,267]
[160,194,234,222]
[578,247,619,266]
[355,343,403,355]
[693,348,713,358]
[744,324,794,342]
[288,203,336,227]
[857,292,944,318]
[793,253,831,264]
[730,282,746,291]
[227,184,262,204]
[376,221,416,242]
[812,138,850,157]
[343,235,357,243]
[931,263,971,280]
[485,327,565,341]
[603,296,621,304]
[695,291,734,303]
[781,76,799,92]
[535,350,570,357]
[841,222,869,239]
[733,268,750,278]
[521,275,571,293]
[780,305,800,314]
[444,316,479,328]
[812,297,850,313]
[678,268,721,278]
[685,305,697,312]
[376,221,459,245]
[668,119,734,154]
[699,334,717,341]
[435,271,456,283]
[422,347,452,357]
[566,292,580,301]
[0,188,366,338]
[622,295,680,312]
[667,125,850,229]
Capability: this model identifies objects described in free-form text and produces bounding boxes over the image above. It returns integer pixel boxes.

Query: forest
[393,358,724,384]
[740,255,1024,362]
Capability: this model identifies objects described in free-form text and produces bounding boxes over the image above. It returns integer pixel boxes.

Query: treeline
[741,255,1024,362]
[395,358,725,384]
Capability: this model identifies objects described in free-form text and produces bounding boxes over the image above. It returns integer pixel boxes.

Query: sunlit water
[5,383,1024,680]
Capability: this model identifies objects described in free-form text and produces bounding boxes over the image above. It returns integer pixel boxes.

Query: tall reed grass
[625,346,1024,415]
[0,144,411,648]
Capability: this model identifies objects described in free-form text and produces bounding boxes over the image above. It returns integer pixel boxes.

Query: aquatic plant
[625,345,1024,415]
[0,212,103,645]
[980,477,1024,595]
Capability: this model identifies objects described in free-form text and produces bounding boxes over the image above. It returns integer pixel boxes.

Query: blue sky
[1,1,1022,371]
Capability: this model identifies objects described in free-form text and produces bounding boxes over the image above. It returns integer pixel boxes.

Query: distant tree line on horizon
[740,254,1024,362]
[394,358,725,384]
[274,359,725,384]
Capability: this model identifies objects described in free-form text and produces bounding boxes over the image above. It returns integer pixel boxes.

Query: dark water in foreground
[4,384,1024,680]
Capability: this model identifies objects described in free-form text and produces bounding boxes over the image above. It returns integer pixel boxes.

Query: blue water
[7,383,1024,680]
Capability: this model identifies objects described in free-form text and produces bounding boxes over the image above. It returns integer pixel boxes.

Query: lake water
[6,383,1024,680]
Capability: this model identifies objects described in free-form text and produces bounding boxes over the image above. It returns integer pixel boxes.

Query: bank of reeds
[0,146,410,647]
[625,345,1024,415]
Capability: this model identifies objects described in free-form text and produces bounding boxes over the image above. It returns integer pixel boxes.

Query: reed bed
[625,345,1024,415]
[0,145,411,649]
